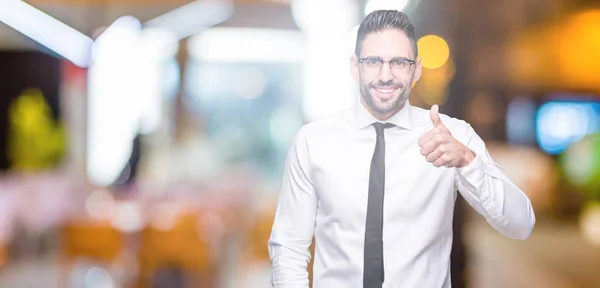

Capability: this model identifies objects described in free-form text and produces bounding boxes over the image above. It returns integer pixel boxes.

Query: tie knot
[373,122,395,136]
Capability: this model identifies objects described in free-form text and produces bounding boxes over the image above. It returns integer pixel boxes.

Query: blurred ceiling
[0,0,297,49]
[0,0,449,49]
[7,0,596,93]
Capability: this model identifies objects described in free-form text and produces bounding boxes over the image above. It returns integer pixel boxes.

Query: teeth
[377,88,395,93]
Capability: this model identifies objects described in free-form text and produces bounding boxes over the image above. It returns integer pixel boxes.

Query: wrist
[460,148,476,167]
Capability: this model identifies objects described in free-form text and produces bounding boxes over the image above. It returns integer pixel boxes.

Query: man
[268,10,535,288]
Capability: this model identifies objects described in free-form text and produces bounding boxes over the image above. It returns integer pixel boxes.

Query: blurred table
[465,216,600,288]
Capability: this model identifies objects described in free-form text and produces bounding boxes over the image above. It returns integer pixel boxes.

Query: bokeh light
[579,201,600,247]
[536,101,600,155]
[505,9,600,92]
[557,10,600,91]
[413,57,455,106]
[560,134,600,201]
[417,34,450,69]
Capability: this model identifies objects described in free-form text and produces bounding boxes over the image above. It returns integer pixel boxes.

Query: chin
[360,84,408,115]
[372,96,407,115]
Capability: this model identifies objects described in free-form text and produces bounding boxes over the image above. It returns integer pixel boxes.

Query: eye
[391,59,409,69]
[364,58,382,67]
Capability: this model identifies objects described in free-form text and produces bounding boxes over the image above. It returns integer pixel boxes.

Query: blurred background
[0,0,599,287]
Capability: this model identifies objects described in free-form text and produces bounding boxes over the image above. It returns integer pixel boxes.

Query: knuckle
[444,154,453,163]
[439,145,447,153]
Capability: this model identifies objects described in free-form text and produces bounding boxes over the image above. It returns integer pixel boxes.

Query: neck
[360,97,406,121]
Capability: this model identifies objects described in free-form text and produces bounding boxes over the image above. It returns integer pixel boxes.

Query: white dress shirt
[268,100,536,288]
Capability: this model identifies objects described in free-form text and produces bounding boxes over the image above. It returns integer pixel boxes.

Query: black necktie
[364,122,394,288]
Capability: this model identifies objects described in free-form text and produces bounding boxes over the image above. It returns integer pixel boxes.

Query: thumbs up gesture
[417,105,475,168]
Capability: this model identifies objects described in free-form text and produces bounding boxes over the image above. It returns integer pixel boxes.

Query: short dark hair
[355,10,418,59]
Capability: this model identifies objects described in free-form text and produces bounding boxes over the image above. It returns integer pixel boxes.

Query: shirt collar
[352,97,413,131]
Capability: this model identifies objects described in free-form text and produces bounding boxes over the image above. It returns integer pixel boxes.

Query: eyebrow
[362,56,413,61]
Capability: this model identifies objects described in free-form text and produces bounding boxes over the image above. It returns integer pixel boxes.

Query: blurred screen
[535,95,600,155]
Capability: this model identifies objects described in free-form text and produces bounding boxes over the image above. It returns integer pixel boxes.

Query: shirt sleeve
[268,126,318,287]
[454,123,536,240]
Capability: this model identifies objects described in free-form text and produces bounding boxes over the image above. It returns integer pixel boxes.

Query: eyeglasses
[358,57,415,76]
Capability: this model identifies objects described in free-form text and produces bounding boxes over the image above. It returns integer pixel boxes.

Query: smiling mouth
[372,86,400,100]
[375,87,398,94]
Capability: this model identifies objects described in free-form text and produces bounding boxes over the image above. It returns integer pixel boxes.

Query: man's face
[351,28,421,118]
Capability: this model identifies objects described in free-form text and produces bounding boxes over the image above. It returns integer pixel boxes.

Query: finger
[426,146,445,163]
[436,123,451,135]
[430,104,443,128]
[419,131,450,149]
[433,153,450,167]
[426,143,450,162]
[419,127,452,148]
[420,138,439,156]
[418,129,437,146]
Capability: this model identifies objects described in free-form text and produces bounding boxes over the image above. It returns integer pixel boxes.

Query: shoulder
[297,107,354,139]
[287,108,352,159]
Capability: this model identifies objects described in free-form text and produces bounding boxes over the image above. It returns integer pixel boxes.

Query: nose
[378,62,394,82]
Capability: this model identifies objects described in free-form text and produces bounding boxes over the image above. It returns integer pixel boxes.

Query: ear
[350,56,360,81]
[413,56,422,82]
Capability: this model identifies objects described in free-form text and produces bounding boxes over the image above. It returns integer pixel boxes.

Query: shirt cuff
[457,151,486,185]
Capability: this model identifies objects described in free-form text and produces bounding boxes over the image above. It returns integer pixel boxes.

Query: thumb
[430,104,443,127]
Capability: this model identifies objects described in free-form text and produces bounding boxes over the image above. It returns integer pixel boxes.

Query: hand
[418,105,475,168]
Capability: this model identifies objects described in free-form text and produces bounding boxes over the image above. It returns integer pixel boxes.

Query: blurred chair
[0,241,6,268]
[59,220,124,287]
[136,212,213,288]
[247,210,273,263]
[231,207,270,288]
[238,206,316,287]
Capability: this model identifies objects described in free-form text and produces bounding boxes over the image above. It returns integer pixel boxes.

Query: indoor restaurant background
[0,0,599,287]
